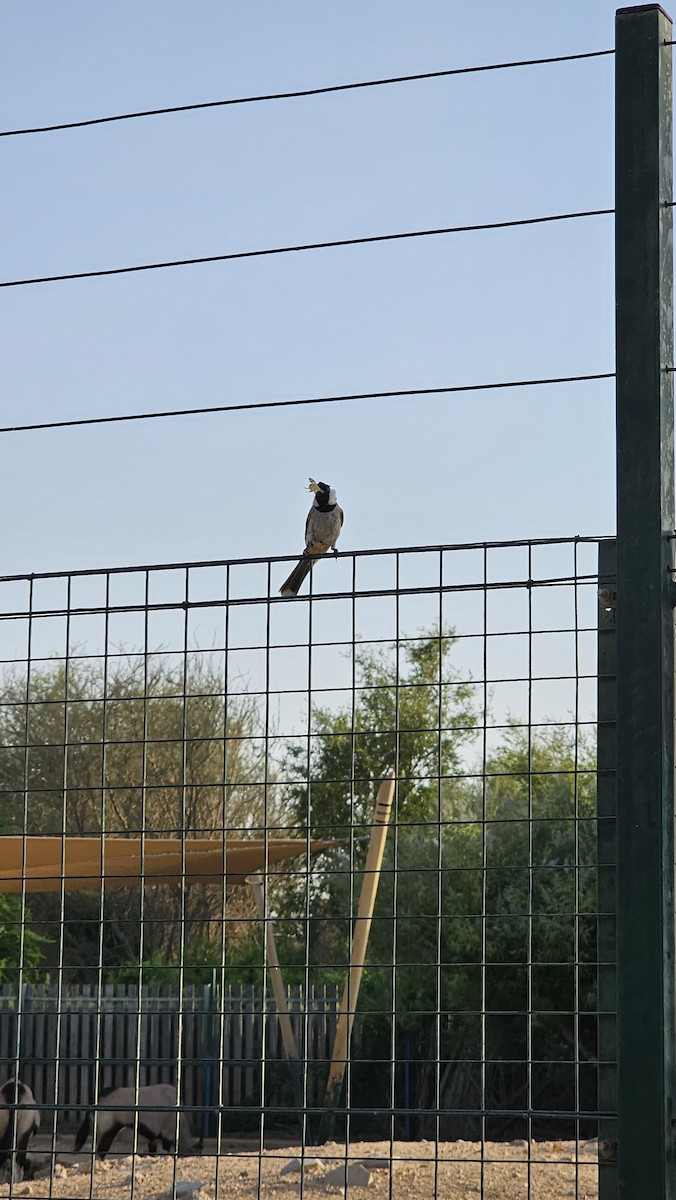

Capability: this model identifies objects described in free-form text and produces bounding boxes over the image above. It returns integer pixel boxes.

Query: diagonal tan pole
[247,872,300,1064]
[318,771,395,1139]
[247,871,306,1134]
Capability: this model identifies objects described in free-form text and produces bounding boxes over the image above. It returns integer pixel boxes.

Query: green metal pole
[615,7,675,1198]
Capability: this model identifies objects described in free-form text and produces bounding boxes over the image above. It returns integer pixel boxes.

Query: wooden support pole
[318,771,395,1140]
[247,872,304,1129]
[247,872,300,1063]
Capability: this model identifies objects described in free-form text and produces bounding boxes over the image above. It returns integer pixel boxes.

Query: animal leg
[96,1124,121,1160]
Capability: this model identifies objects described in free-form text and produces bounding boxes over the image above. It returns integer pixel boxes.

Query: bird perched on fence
[280,479,344,598]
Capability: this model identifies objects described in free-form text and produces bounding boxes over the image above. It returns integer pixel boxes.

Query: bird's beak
[307,478,321,493]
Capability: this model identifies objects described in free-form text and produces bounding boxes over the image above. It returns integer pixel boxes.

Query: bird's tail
[279,555,316,598]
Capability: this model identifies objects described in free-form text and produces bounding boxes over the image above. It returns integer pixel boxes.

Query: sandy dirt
[0,1138,600,1200]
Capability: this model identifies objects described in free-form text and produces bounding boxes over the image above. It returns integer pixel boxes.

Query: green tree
[0,894,47,983]
[275,628,479,973]
[271,626,597,1138]
[285,628,477,837]
[363,723,597,1136]
[0,654,281,979]
[475,723,598,1132]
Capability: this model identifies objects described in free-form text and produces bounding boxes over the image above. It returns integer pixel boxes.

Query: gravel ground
[0,1138,600,1200]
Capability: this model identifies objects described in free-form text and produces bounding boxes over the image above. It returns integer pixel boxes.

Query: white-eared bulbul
[280,478,344,598]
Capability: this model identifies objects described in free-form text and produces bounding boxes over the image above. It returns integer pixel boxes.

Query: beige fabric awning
[0,836,339,894]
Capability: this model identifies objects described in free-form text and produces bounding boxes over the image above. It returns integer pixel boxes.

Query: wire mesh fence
[2,1,675,1195]
[0,536,614,1199]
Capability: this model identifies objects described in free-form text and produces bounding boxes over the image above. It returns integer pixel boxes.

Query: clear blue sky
[0,1,621,579]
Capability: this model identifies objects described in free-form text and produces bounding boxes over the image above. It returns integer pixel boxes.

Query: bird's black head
[307,478,337,509]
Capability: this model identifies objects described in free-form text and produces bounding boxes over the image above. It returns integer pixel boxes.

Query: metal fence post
[597,539,617,1200]
[615,6,675,1197]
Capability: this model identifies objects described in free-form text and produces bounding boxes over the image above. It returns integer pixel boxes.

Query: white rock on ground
[172,1182,206,1198]
[322,1162,373,1188]
[280,1157,323,1176]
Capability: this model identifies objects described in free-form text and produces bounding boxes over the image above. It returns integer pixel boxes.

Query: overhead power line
[0,208,613,290]
[1,373,614,436]
[0,49,614,140]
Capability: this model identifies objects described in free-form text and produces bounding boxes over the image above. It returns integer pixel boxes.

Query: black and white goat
[0,1078,40,1182]
[73,1084,193,1160]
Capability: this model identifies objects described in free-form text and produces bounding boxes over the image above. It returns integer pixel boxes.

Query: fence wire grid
[0,537,615,1200]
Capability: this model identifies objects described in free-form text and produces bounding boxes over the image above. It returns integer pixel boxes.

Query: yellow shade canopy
[0,836,339,894]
